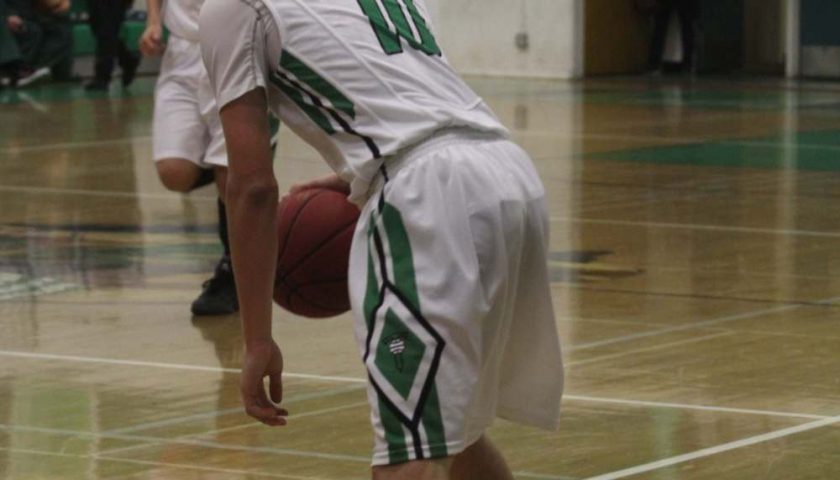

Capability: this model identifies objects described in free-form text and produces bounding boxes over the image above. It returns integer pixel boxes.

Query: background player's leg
[449,435,514,480]
[372,458,451,480]
[191,166,237,316]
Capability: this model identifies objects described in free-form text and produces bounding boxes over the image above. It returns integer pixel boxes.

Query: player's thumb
[269,373,283,404]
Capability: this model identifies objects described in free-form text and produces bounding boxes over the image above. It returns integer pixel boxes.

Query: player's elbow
[227,175,278,208]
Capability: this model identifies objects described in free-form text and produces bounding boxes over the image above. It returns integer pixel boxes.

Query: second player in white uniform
[140,0,239,315]
[199,0,563,477]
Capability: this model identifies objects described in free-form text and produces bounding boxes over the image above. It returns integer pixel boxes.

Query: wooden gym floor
[1,75,840,479]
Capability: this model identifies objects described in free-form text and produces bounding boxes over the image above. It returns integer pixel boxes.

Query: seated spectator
[0,0,23,85]
[2,0,74,87]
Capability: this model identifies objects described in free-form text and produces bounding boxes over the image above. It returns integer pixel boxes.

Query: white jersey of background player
[139,0,238,316]
[199,0,564,478]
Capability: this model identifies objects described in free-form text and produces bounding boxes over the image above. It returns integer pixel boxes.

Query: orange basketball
[273,188,360,318]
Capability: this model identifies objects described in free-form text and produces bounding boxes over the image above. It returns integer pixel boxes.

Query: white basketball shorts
[153,35,226,168]
[348,129,564,466]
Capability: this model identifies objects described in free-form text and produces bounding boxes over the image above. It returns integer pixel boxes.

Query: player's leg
[190,85,238,315]
[155,158,213,193]
[372,458,451,480]
[449,435,514,480]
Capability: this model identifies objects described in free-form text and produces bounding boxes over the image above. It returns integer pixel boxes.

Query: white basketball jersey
[163,0,203,42]
[257,0,509,202]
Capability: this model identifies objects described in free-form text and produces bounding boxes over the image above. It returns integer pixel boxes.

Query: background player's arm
[219,88,287,427]
[139,0,164,56]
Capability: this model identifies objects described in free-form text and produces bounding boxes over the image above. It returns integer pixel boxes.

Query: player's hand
[139,23,165,57]
[240,338,288,427]
[51,0,71,14]
[7,15,24,33]
[288,174,350,196]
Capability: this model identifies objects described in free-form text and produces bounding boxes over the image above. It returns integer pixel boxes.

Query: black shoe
[121,55,140,87]
[191,255,239,316]
[84,79,109,91]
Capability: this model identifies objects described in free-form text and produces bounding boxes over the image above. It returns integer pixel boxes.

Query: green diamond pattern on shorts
[374,308,427,400]
[363,197,448,461]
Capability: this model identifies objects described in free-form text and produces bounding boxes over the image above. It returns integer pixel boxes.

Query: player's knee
[156,159,200,193]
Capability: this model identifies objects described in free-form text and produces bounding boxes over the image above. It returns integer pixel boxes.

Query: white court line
[1,446,568,480]
[106,383,366,435]
[552,216,840,239]
[0,349,827,421]
[0,136,152,154]
[544,131,840,153]
[99,401,371,457]
[566,331,735,367]
[566,301,814,352]
[0,349,368,383]
[0,447,350,480]
[194,401,370,438]
[563,396,830,421]
[3,184,838,239]
[0,184,217,202]
[583,414,840,480]
[0,423,370,463]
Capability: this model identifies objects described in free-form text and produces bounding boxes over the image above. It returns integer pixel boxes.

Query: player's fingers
[268,372,283,404]
[244,397,283,425]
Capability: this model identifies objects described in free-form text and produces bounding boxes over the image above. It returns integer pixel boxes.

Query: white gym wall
[425,0,584,79]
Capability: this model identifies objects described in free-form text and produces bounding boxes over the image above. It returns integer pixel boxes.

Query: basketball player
[199,0,564,478]
[139,0,240,315]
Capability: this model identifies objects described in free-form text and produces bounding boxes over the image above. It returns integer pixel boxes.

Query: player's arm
[219,89,287,427]
[200,0,286,427]
[139,0,164,56]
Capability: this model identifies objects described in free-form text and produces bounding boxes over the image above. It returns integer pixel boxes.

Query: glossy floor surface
[2,76,840,479]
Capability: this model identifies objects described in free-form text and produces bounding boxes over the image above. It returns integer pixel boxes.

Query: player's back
[262,0,507,172]
[201,0,508,201]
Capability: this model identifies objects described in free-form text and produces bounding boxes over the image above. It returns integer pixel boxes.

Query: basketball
[273,188,360,318]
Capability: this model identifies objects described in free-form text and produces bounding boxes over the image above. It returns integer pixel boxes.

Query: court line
[547,131,840,153]
[566,331,735,367]
[582,414,840,480]
[194,401,370,438]
[0,446,354,480]
[0,136,151,154]
[1,445,569,480]
[0,184,218,202]
[0,349,829,421]
[0,423,575,480]
[4,182,839,240]
[563,396,830,421]
[98,401,370,457]
[105,383,366,435]
[0,423,371,463]
[552,216,840,239]
[564,298,837,352]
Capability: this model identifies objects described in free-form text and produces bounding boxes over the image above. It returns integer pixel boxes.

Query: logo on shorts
[383,332,408,372]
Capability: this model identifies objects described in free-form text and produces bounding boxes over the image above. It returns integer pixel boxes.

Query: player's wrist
[244,336,276,353]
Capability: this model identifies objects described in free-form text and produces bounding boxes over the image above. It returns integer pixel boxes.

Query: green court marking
[592,130,840,172]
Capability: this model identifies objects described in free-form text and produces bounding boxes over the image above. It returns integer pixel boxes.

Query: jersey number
[358,0,441,56]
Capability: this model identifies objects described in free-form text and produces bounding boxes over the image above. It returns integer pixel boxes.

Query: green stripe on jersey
[280,51,356,119]
[269,73,336,134]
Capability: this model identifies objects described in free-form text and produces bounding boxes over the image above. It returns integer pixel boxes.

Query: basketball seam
[279,215,357,282]
[277,190,326,266]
